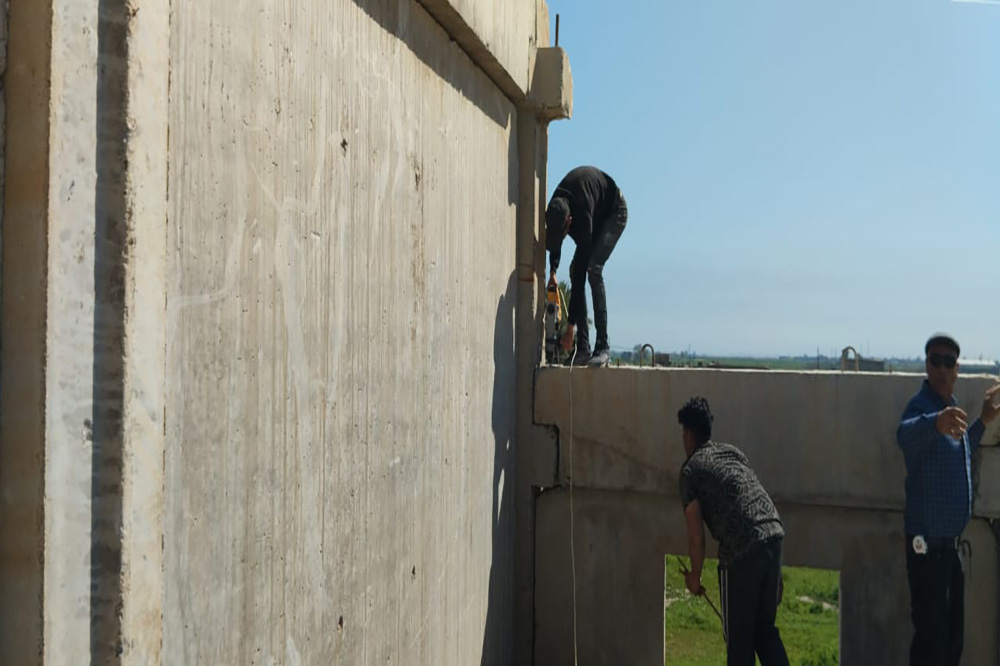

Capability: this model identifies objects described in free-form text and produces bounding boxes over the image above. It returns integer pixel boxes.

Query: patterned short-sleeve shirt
[680,441,784,568]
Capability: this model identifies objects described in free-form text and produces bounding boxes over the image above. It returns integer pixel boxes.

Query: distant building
[841,346,885,372]
[958,359,1000,375]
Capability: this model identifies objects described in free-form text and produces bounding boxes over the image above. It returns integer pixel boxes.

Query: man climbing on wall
[545,166,627,367]
[897,333,1000,666]
[676,396,789,666]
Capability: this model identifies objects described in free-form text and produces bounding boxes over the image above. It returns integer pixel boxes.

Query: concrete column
[534,488,669,666]
[514,109,555,666]
[0,0,168,663]
[1,0,101,663]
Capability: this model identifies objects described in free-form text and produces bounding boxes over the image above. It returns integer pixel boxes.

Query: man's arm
[971,384,1000,453]
[899,401,972,456]
[684,500,707,595]
[896,404,938,458]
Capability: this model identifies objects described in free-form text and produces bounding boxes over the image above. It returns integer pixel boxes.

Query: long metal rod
[556,14,560,47]
[676,557,723,623]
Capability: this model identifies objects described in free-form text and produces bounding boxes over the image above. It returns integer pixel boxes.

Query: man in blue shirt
[897,333,1000,666]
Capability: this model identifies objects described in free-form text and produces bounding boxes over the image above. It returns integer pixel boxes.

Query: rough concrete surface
[2,0,557,663]
[531,47,573,120]
[43,0,101,663]
[534,367,1000,665]
[163,0,539,663]
[420,0,543,98]
[116,0,171,662]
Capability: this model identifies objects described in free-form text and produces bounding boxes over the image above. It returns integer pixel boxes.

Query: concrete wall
[163,1,549,664]
[532,367,1000,665]
[1,0,559,664]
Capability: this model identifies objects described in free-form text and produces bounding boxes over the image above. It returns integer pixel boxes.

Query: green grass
[664,556,839,666]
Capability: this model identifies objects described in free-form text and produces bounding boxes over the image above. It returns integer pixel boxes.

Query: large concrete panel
[536,367,1000,513]
[533,367,1000,664]
[164,1,521,664]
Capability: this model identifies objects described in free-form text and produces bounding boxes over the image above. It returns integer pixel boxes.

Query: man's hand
[560,325,575,352]
[684,570,705,596]
[936,406,969,439]
[547,272,557,289]
[982,384,1000,425]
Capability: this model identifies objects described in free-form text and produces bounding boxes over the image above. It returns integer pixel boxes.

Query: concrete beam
[535,367,1000,516]
[415,0,528,104]
[415,0,575,119]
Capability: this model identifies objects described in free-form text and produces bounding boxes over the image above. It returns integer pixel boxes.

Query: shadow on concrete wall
[352,0,521,213]
[349,0,513,130]
[482,271,517,666]
[92,0,128,661]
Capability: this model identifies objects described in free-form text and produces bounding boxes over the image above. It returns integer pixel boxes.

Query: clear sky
[544,0,1000,360]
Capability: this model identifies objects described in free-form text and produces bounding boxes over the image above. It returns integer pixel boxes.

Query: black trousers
[718,538,789,666]
[906,541,964,666]
[569,193,627,354]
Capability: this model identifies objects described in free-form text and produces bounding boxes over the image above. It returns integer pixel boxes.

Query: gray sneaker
[565,349,591,366]
[588,349,610,367]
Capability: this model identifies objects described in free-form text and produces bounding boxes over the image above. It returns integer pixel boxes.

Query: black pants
[906,541,964,666]
[569,193,627,354]
[718,538,789,666]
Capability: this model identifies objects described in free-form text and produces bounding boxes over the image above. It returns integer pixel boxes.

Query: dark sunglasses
[928,352,957,369]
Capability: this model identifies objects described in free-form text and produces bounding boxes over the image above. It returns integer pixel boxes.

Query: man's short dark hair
[677,396,713,444]
[545,197,571,234]
[925,333,960,357]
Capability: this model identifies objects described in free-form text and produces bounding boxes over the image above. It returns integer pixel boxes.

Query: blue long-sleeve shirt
[896,380,985,538]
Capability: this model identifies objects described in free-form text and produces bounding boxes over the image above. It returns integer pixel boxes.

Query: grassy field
[664,556,839,666]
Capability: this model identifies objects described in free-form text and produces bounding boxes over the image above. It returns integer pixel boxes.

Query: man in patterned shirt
[897,333,1000,666]
[677,396,789,666]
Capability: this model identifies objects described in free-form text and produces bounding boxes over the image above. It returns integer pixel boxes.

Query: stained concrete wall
[1,0,559,664]
[532,367,1000,665]
[163,1,549,664]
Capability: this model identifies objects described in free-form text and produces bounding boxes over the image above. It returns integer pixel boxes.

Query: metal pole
[556,14,560,47]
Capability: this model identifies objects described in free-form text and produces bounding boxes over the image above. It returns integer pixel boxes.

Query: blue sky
[544,0,1000,360]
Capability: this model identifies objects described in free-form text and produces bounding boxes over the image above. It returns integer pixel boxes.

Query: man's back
[680,441,783,566]
[550,166,619,239]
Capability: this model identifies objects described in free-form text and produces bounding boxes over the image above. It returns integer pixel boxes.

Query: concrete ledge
[530,47,572,120]
[535,366,1000,516]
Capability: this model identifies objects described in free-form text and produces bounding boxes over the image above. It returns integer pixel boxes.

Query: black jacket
[546,166,620,273]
